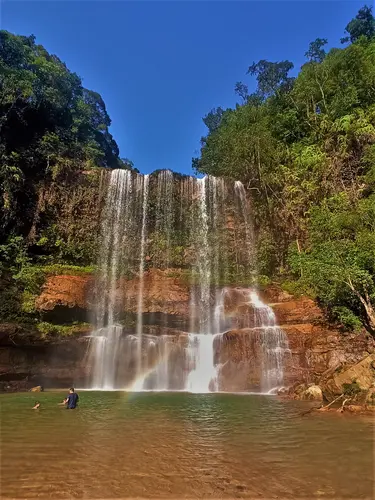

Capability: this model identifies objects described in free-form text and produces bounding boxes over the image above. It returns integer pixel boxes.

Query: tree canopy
[193,5,375,333]
[0,31,132,239]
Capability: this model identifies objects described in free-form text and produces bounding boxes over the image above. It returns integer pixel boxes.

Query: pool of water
[0,391,373,499]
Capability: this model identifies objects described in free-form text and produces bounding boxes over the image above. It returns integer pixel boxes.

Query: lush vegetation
[0,30,135,240]
[193,6,375,333]
[0,31,132,328]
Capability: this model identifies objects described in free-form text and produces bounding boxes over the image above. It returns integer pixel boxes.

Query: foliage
[305,38,328,63]
[0,33,131,336]
[36,321,90,339]
[0,235,29,276]
[331,306,363,332]
[194,6,375,333]
[280,280,314,299]
[247,60,294,98]
[30,169,105,265]
[0,233,95,325]
[41,263,96,275]
[0,31,133,241]
[341,5,375,44]
[202,107,226,134]
[342,380,362,396]
[289,194,375,330]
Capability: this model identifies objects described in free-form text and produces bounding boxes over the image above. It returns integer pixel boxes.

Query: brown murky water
[0,391,373,499]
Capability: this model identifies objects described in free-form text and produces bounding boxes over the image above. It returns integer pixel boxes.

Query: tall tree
[341,5,375,43]
[305,38,328,63]
[234,82,249,103]
[0,30,130,239]
[194,8,375,332]
[247,60,294,98]
[202,107,225,134]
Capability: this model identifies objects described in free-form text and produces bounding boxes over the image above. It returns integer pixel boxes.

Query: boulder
[292,383,323,401]
[30,385,43,392]
[302,384,323,401]
[36,274,94,312]
[320,353,375,401]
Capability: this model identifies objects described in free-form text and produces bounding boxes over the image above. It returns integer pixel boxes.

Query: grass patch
[36,321,91,339]
[280,279,315,298]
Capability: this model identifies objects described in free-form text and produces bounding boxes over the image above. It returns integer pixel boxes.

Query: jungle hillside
[194,5,375,334]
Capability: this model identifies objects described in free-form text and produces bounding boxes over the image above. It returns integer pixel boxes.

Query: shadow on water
[0,391,373,499]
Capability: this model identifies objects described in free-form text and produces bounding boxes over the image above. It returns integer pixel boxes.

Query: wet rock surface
[1,278,375,393]
[0,334,91,392]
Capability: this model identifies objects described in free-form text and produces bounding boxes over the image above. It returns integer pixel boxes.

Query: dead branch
[319,393,344,410]
[337,398,351,413]
[300,393,344,416]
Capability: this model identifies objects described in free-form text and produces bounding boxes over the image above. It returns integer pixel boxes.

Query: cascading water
[89,169,148,389]
[132,170,174,391]
[90,169,132,389]
[186,176,224,393]
[136,174,149,378]
[234,181,256,273]
[155,170,174,268]
[245,290,290,392]
[88,169,289,393]
[186,333,218,393]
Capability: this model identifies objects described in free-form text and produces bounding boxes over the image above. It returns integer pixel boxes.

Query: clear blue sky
[1,0,364,175]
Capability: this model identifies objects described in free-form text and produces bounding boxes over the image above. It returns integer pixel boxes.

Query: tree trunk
[296,238,303,277]
[359,294,375,331]
[345,278,375,331]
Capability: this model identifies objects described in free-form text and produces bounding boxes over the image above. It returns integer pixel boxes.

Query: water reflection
[0,392,373,499]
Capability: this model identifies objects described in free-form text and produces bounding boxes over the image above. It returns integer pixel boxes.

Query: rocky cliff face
[0,323,90,391]
[1,271,373,393]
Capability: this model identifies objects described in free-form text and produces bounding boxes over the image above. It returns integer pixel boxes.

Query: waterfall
[155,170,174,268]
[185,176,226,393]
[88,169,288,393]
[89,169,147,389]
[234,181,255,274]
[246,290,290,392]
[136,174,149,378]
[133,170,174,391]
[193,176,211,332]
[90,170,132,389]
[186,334,219,393]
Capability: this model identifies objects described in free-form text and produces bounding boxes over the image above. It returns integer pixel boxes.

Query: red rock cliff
[1,273,373,392]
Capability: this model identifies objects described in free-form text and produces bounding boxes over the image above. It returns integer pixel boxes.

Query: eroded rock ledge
[1,271,374,396]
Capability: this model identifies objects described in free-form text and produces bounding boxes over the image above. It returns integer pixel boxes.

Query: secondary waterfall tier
[88,169,288,392]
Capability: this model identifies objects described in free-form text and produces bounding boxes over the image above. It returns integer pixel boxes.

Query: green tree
[193,6,375,333]
[202,107,226,134]
[234,82,249,103]
[0,31,131,240]
[305,38,328,63]
[290,194,375,331]
[247,60,294,98]
[341,5,375,44]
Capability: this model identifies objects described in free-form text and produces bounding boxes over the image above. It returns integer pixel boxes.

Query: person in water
[62,388,79,409]
[32,402,40,409]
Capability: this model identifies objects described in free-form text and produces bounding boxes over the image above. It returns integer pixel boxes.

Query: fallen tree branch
[337,398,351,413]
[300,393,344,417]
[320,393,344,410]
